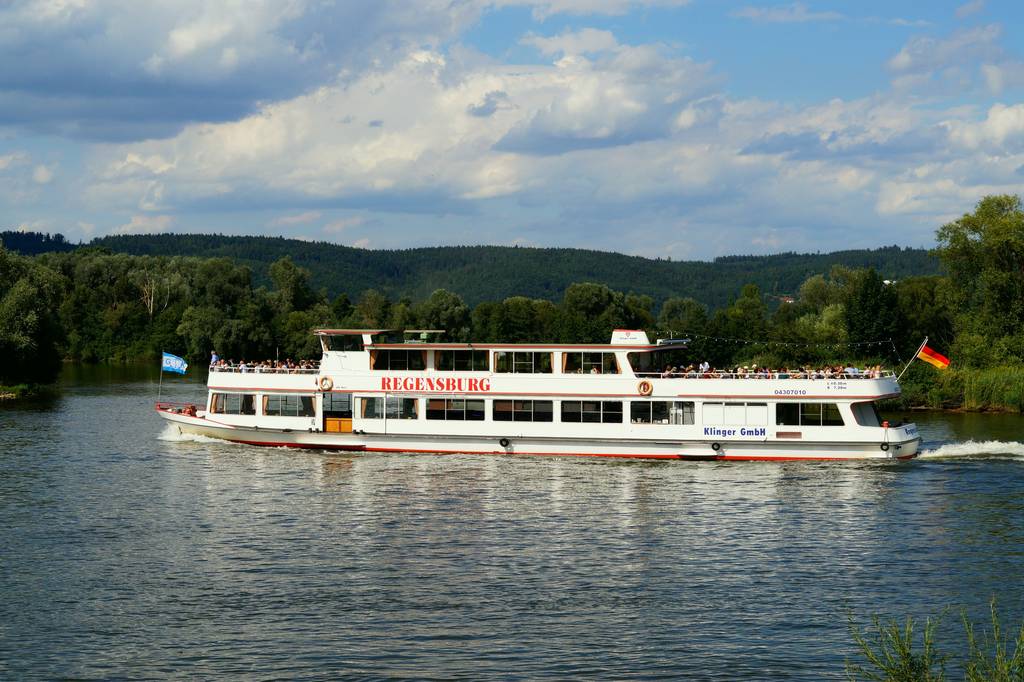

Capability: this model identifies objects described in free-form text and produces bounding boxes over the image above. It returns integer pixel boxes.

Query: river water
[1,367,1023,679]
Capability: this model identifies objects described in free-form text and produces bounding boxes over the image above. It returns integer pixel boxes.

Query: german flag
[918,345,950,369]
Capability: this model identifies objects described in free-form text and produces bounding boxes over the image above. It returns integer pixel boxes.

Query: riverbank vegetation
[1,195,1021,411]
[847,599,1024,681]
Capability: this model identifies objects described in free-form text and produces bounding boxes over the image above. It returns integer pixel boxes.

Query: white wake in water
[157,424,226,444]
[919,440,1024,460]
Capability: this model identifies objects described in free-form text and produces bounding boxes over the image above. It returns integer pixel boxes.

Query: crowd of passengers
[209,355,319,373]
[656,362,886,379]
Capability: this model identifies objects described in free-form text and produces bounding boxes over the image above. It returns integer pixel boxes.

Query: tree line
[2,230,940,309]
[1,195,1021,409]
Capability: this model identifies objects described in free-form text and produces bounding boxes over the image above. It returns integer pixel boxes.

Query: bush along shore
[1,194,1022,412]
[0,384,56,401]
[890,365,1024,413]
[847,599,1024,681]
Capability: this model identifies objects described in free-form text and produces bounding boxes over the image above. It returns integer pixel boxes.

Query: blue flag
[161,352,188,375]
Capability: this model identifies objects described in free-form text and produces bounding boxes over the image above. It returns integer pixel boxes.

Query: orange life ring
[319,376,333,391]
[637,380,653,396]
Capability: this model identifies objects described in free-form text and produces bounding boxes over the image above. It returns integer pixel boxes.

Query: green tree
[415,289,470,338]
[0,245,65,384]
[935,194,1024,366]
[843,269,903,348]
[269,256,317,313]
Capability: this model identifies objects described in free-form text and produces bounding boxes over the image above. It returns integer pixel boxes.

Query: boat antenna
[896,337,927,381]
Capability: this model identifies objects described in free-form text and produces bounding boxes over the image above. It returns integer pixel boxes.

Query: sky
[1,0,1023,260]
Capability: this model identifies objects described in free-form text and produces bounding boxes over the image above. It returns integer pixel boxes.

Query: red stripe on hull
[212,437,916,461]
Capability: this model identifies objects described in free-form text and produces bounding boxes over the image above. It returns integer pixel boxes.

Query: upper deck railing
[209,364,319,374]
[633,370,895,380]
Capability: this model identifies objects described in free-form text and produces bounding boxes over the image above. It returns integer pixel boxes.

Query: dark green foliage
[936,195,1024,367]
[963,599,1024,682]
[0,231,75,255]
[0,245,65,384]
[844,269,904,348]
[64,233,938,309]
[847,612,947,681]
[848,600,1024,682]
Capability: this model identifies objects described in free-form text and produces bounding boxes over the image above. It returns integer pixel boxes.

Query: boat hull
[157,408,920,461]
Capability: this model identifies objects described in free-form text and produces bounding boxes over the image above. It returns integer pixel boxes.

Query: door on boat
[323,392,354,434]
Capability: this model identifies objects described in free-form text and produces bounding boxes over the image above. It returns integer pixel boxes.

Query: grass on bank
[0,383,56,401]
[847,600,1024,681]
[892,365,1024,413]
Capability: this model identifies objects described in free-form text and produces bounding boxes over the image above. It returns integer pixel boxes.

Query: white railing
[633,370,895,380]
[209,365,320,374]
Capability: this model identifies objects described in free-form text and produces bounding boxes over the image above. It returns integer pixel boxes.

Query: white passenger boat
[156,329,921,461]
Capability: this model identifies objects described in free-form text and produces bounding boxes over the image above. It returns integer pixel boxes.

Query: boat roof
[314,328,687,351]
[314,328,398,336]
[366,341,687,351]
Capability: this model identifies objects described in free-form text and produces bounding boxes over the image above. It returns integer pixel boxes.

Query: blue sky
[1,0,1022,259]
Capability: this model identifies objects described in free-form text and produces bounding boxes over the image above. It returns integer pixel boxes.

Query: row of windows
[777,402,845,426]
[353,398,695,424]
[211,393,316,417]
[212,392,845,427]
[369,350,625,374]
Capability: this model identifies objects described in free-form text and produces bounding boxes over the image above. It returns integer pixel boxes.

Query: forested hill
[4,231,939,308]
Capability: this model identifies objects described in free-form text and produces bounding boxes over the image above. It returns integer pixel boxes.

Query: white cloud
[500,0,692,21]
[946,103,1024,151]
[45,13,1022,258]
[32,164,53,184]
[16,219,50,233]
[0,0,487,140]
[955,0,985,19]
[270,211,321,226]
[731,3,844,23]
[888,24,1002,74]
[352,237,371,248]
[114,214,175,234]
[324,216,365,233]
[522,28,618,56]
[0,152,29,170]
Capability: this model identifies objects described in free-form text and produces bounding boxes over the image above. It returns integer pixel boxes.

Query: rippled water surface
[2,369,1024,679]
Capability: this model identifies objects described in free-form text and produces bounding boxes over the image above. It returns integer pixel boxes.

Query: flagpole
[896,336,928,381]
[158,363,164,403]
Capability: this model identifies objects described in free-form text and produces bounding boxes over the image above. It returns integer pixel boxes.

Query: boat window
[561,400,623,423]
[494,351,553,374]
[325,335,364,352]
[776,403,800,426]
[361,397,384,419]
[776,402,845,426]
[850,402,880,427]
[435,350,489,372]
[724,402,745,425]
[323,393,353,418]
[426,398,485,421]
[822,403,844,426]
[627,349,690,376]
[562,352,620,375]
[493,400,553,422]
[800,403,822,425]
[263,394,315,417]
[210,392,256,415]
[631,401,695,424]
[371,349,426,371]
[706,401,768,425]
[747,403,768,424]
[386,397,418,420]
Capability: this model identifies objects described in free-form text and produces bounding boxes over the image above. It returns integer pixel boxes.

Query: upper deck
[205,328,901,402]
